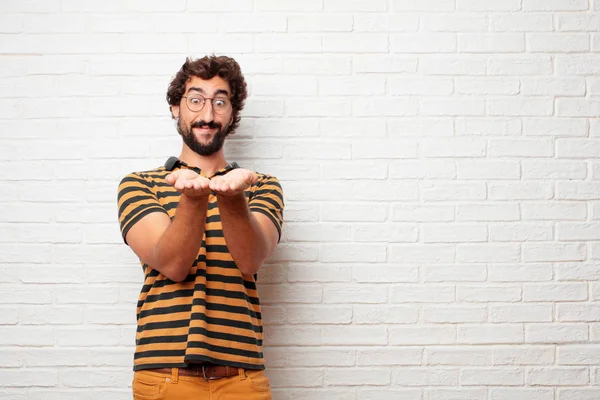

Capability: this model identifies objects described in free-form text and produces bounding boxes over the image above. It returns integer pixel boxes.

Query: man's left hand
[209,168,258,196]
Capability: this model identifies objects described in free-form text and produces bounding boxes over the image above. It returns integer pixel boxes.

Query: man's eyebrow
[187,87,230,97]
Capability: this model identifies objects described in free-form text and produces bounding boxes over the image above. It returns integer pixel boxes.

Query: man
[117,55,283,399]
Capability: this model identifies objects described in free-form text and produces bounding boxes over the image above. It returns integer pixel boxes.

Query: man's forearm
[150,194,209,282]
[217,193,270,275]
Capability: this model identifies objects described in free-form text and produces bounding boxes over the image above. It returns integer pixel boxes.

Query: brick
[319,243,386,263]
[457,286,522,302]
[324,285,388,304]
[388,77,453,95]
[284,142,351,160]
[286,98,351,117]
[456,78,519,95]
[256,35,321,53]
[458,0,521,10]
[425,347,490,366]
[357,348,422,366]
[523,160,587,180]
[253,75,317,96]
[461,368,523,386]
[459,34,525,53]
[321,119,387,137]
[524,283,588,302]
[260,284,322,304]
[321,203,388,222]
[222,14,286,33]
[254,0,322,11]
[457,203,520,222]
[558,304,600,322]
[556,262,600,280]
[457,160,520,180]
[523,78,586,96]
[323,34,388,53]
[556,55,600,75]
[557,99,600,117]
[490,14,554,32]
[320,75,385,95]
[556,182,600,200]
[353,181,419,201]
[489,223,553,242]
[522,202,586,221]
[421,98,486,116]
[422,14,487,32]
[529,34,590,52]
[353,14,419,32]
[488,264,553,282]
[557,223,600,240]
[352,223,418,243]
[390,285,455,303]
[394,204,455,222]
[493,346,555,366]
[523,118,588,137]
[559,389,600,400]
[391,244,455,263]
[527,367,589,385]
[421,137,486,157]
[391,34,457,53]
[353,139,418,158]
[285,223,351,242]
[490,388,555,400]
[390,161,456,179]
[427,389,488,400]
[524,0,589,10]
[421,56,487,75]
[285,305,352,324]
[354,305,419,324]
[0,370,58,388]
[489,182,554,200]
[421,224,488,243]
[558,345,600,365]
[392,0,455,11]
[325,368,390,386]
[285,347,355,367]
[490,305,553,323]
[19,306,83,325]
[324,0,387,11]
[488,56,553,75]
[557,14,600,31]
[393,368,459,386]
[353,55,418,73]
[282,55,349,75]
[557,139,600,158]
[353,97,419,117]
[423,306,487,323]
[268,368,324,388]
[321,326,387,345]
[457,244,520,263]
[353,265,419,283]
[488,99,553,117]
[457,324,524,344]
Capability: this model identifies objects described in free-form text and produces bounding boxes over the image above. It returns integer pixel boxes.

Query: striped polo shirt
[117,160,284,371]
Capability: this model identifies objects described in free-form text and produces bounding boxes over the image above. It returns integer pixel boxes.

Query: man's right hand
[166,169,211,198]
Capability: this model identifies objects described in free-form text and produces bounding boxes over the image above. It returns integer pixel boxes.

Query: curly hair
[166,55,248,135]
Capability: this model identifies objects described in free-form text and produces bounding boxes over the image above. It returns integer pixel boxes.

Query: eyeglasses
[182,95,232,115]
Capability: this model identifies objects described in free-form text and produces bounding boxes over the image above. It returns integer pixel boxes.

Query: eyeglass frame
[181,94,232,115]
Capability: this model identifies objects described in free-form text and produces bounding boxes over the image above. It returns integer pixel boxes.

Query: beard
[176,118,231,156]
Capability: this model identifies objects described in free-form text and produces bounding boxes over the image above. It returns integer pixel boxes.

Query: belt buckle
[201,364,218,381]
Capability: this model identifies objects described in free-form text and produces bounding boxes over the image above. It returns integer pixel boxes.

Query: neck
[179,145,228,177]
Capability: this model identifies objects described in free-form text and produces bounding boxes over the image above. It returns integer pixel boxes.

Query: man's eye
[190,98,202,104]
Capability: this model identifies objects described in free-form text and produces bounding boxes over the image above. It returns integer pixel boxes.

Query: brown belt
[148,364,240,380]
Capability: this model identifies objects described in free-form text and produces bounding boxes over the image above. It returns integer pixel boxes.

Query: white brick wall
[1,0,599,398]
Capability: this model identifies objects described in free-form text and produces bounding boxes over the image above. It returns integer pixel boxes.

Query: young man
[117,55,283,399]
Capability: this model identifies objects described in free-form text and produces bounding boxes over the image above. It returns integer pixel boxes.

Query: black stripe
[141,289,195,305]
[120,175,152,188]
[186,341,263,359]
[206,259,238,269]
[206,288,259,305]
[119,194,157,217]
[206,215,221,223]
[205,273,256,290]
[250,208,282,238]
[188,327,262,346]
[122,207,169,243]
[137,334,188,345]
[118,185,154,200]
[138,304,193,320]
[205,229,224,238]
[251,195,283,210]
[205,244,229,254]
[134,349,185,360]
[206,302,261,320]
[121,203,167,230]
[193,314,262,333]
[138,318,190,332]
[156,190,180,199]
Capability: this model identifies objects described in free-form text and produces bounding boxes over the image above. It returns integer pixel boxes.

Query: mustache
[191,121,222,130]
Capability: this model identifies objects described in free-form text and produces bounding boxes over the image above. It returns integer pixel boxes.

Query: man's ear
[171,105,180,120]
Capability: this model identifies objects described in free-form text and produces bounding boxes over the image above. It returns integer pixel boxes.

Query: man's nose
[199,100,215,122]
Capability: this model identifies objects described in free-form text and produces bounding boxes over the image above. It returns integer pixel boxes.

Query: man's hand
[166,169,211,198]
[210,168,258,196]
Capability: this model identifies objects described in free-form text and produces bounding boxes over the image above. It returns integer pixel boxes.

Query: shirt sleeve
[117,173,168,244]
[248,174,284,241]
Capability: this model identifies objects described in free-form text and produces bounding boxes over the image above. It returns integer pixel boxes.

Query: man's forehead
[185,76,230,95]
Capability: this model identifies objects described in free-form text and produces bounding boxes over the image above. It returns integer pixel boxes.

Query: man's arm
[209,169,281,276]
[122,169,211,282]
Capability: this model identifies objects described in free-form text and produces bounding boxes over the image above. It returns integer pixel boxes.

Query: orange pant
[132,368,272,400]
